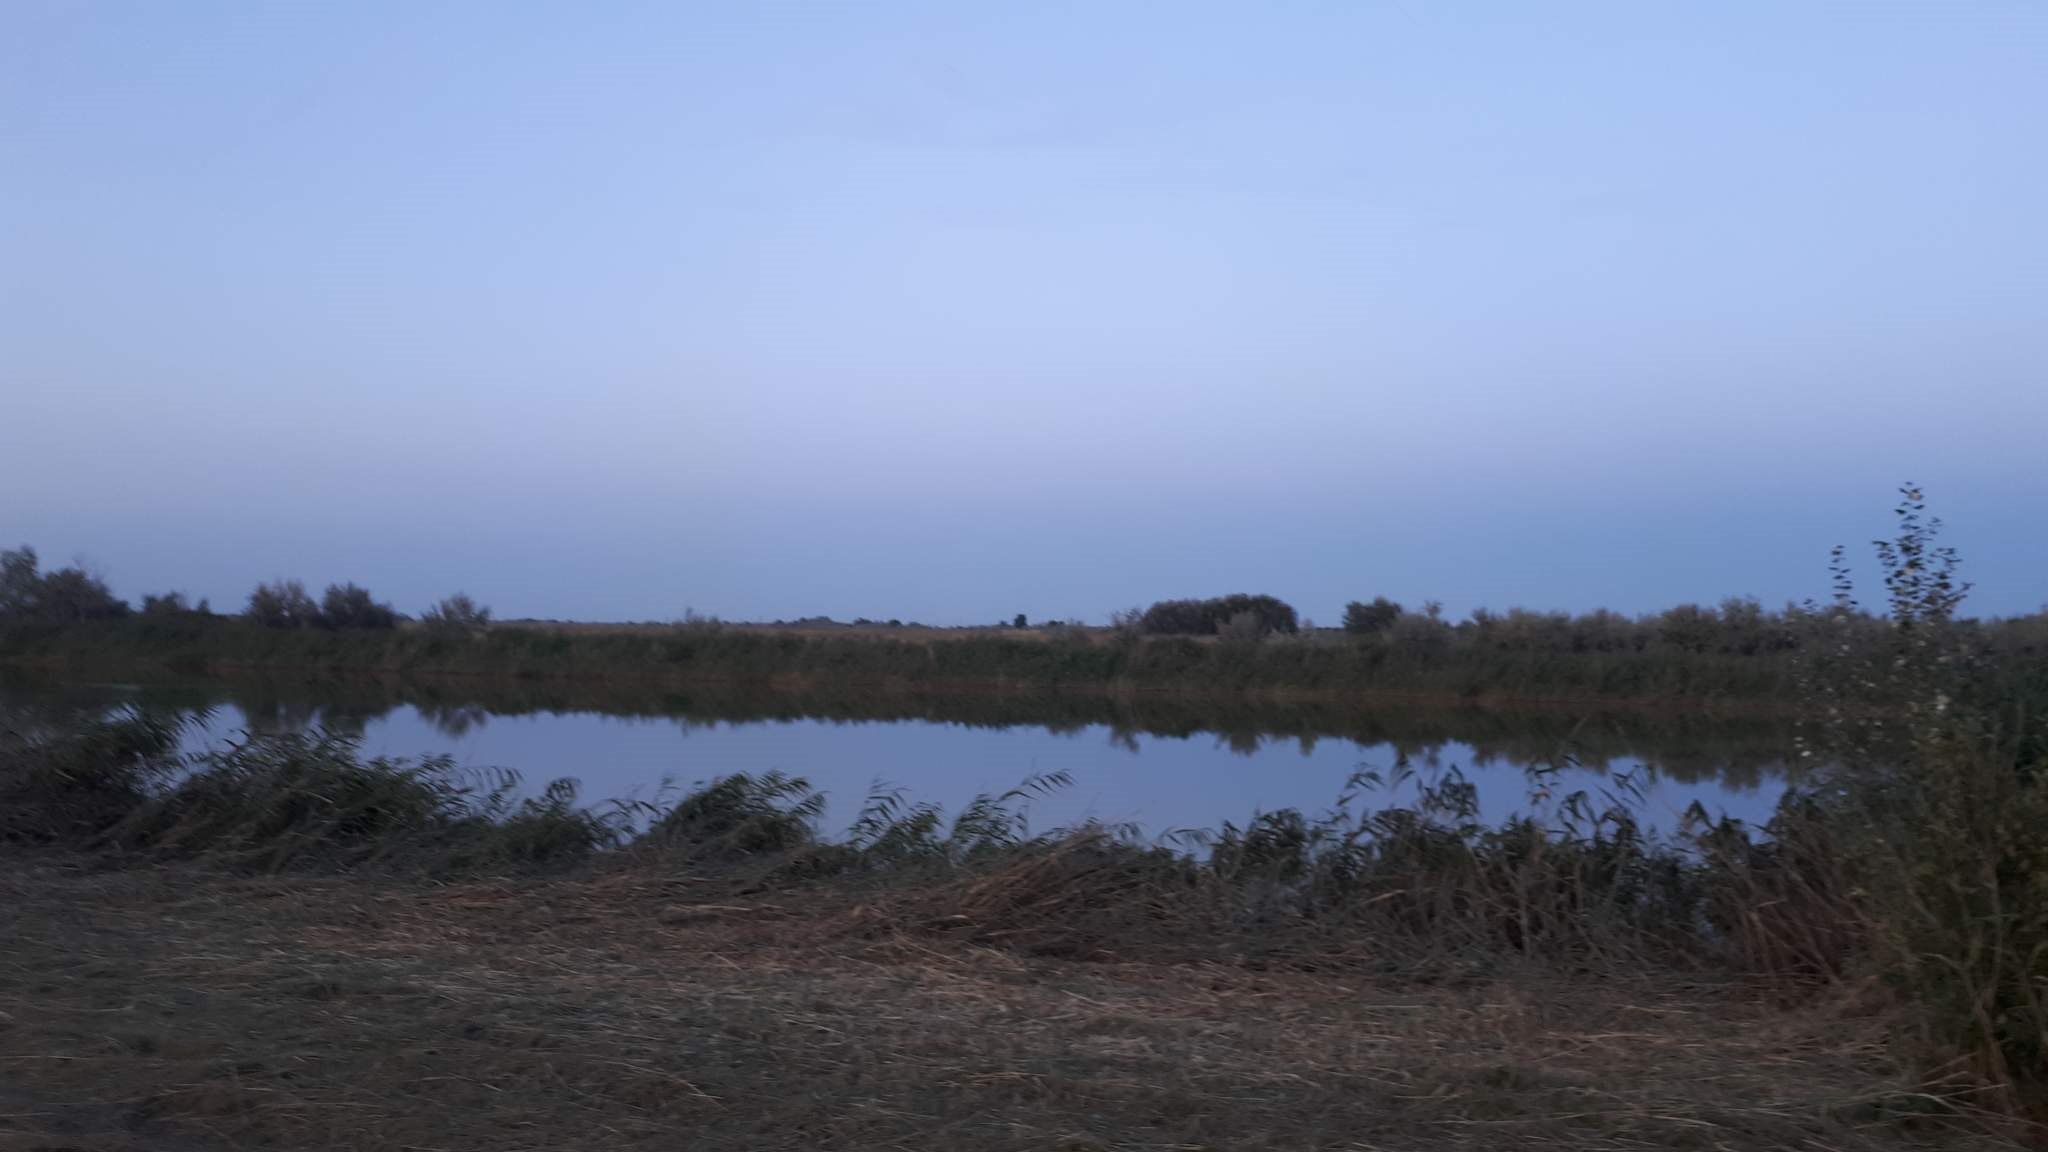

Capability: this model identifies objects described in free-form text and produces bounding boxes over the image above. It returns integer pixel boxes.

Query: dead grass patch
[0,856,2028,1152]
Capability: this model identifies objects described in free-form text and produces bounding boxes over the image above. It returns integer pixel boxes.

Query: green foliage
[1140,594,1299,636]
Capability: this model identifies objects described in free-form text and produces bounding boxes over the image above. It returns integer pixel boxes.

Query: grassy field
[0,855,2021,1152]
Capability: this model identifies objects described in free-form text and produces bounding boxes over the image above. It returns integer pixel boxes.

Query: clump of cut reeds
[1,711,628,873]
[633,771,825,863]
[844,770,1073,865]
[109,730,488,869]
[0,706,181,844]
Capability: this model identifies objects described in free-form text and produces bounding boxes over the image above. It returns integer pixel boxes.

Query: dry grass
[495,619,1056,641]
[0,855,2025,1152]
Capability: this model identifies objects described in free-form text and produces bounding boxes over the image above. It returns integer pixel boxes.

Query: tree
[31,567,127,621]
[246,580,320,629]
[1656,604,1719,655]
[421,593,492,633]
[140,592,192,616]
[1217,610,1267,647]
[1138,594,1298,637]
[0,547,126,621]
[1343,597,1402,635]
[319,582,400,630]
[1,547,42,616]
[1013,613,1028,629]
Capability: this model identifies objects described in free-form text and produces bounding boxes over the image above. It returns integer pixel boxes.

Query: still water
[12,676,1798,838]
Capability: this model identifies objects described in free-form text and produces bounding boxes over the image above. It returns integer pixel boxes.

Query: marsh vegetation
[4,490,2045,1146]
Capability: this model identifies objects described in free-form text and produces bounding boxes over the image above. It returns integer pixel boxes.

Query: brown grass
[0,854,2025,1152]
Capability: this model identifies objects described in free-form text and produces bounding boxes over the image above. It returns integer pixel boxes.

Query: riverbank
[6,701,2047,1142]
[0,855,2019,1152]
[0,662,1805,794]
[0,614,1815,704]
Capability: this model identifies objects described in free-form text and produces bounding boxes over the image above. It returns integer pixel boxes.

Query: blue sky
[4,2,2044,623]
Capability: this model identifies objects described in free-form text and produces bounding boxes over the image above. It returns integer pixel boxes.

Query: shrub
[420,593,492,633]
[247,580,320,629]
[1783,487,2048,1113]
[319,582,400,630]
[140,591,192,617]
[0,547,37,616]
[34,568,129,621]
[1343,597,1402,635]
[1657,604,1719,654]
[1216,610,1266,648]
[0,547,128,622]
[1387,611,1451,658]
[1139,594,1298,636]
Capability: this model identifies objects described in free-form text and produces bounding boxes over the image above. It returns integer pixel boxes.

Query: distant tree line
[1337,594,1812,659]
[244,580,489,633]
[1113,584,2046,683]
[8,541,2047,692]
[0,545,488,635]
[0,547,132,623]
[243,580,403,630]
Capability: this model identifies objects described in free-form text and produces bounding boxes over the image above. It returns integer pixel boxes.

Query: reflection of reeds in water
[0,668,1803,794]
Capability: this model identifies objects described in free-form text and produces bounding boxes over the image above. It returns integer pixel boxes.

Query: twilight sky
[4,2,2044,623]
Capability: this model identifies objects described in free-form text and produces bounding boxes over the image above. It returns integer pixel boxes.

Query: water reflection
[2,671,1800,835]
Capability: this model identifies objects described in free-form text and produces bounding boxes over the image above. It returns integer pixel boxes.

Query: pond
[4,675,1799,839]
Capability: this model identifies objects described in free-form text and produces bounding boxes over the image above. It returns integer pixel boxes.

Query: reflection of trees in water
[4,671,1800,791]
[231,689,381,740]
[415,704,491,738]
[1117,711,1792,787]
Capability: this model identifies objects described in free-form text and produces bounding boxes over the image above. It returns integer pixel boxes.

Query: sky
[4,1,2044,624]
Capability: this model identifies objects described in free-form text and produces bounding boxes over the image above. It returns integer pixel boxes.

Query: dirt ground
[0,857,2021,1152]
